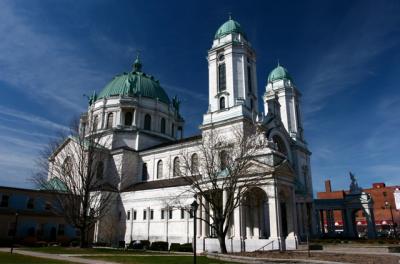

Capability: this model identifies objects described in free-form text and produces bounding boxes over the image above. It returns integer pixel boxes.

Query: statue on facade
[172,95,181,113]
[349,171,362,194]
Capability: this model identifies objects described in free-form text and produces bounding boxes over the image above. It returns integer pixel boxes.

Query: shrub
[127,240,150,250]
[179,243,193,252]
[35,241,48,247]
[169,243,180,251]
[56,235,71,247]
[150,241,168,251]
[70,239,80,247]
[21,236,37,247]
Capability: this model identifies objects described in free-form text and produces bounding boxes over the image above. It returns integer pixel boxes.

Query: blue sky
[0,0,399,193]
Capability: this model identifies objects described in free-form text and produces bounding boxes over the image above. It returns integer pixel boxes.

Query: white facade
[49,18,314,252]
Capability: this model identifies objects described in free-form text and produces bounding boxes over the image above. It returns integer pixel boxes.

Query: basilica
[49,17,314,252]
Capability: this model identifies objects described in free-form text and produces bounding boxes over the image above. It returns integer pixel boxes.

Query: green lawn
[0,252,75,264]
[85,255,231,264]
[22,246,152,255]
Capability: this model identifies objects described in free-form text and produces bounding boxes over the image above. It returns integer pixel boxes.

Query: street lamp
[384,201,397,239]
[11,212,19,254]
[191,199,199,264]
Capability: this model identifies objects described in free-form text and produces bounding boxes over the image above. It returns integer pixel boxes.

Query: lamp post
[11,212,19,254]
[191,199,199,264]
[384,201,397,239]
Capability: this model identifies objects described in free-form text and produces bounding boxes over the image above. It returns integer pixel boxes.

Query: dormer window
[106,113,113,129]
[124,111,133,126]
[219,97,226,110]
[27,198,35,209]
[218,63,226,92]
[144,114,151,130]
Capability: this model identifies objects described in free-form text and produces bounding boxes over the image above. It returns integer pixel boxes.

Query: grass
[21,246,152,255]
[0,251,75,264]
[84,255,230,264]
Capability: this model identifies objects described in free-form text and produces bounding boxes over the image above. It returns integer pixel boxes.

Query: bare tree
[33,114,114,248]
[173,124,269,253]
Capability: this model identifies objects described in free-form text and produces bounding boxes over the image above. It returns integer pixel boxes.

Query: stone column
[233,201,241,238]
[253,205,259,239]
[222,189,229,236]
[245,205,252,238]
[363,206,377,238]
[196,196,202,238]
[133,109,138,127]
[267,192,282,240]
[345,209,355,238]
[202,200,208,237]
[130,208,134,242]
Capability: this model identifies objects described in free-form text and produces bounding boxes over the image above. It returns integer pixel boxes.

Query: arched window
[173,157,180,177]
[191,153,199,174]
[220,150,228,170]
[219,97,225,110]
[142,163,148,181]
[171,123,175,137]
[144,114,151,130]
[157,160,163,179]
[247,65,252,92]
[106,113,113,129]
[272,135,288,156]
[250,99,254,110]
[92,116,98,132]
[125,112,133,126]
[62,156,72,176]
[161,118,166,134]
[96,161,104,179]
[218,63,226,91]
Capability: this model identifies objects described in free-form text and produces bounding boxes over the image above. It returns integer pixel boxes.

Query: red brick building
[317,180,400,235]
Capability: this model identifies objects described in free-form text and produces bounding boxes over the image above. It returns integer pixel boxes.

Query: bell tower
[202,17,258,127]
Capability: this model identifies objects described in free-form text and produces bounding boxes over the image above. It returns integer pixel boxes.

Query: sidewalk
[0,248,118,264]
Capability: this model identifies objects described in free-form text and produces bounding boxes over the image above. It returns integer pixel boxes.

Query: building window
[125,111,133,126]
[181,208,185,219]
[189,209,194,219]
[171,124,175,137]
[150,209,154,220]
[161,118,166,134]
[45,202,52,211]
[0,195,9,207]
[133,210,137,220]
[106,112,113,129]
[8,222,16,236]
[250,99,254,110]
[62,156,72,176]
[93,115,98,132]
[219,97,226,110]
[96,161,104,179]
[272,135,288,156]
[143,210,147,220]
[27,198,35,209]
[58,224,65,236]
[383,192,387,197]
[142,163,148,181]
[191,153,199,174]
[169,209,173,219]
[127,211,131,220]
[144,114,151,130]
[161,209,165,220]
[173,157,180,177]
[247,65,252,92]
[220,150,228,170]
[157,160,163,179]
[218,63,226,92]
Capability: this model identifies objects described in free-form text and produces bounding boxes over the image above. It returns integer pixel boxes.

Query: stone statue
[172,95,181,113]
[349,172,362,194]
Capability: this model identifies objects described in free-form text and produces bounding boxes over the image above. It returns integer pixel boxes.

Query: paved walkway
[0,248,118,264]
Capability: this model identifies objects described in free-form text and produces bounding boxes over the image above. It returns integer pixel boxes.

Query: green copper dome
[97,58,170,104]
[214,18,247,40]
[268,65,292,83]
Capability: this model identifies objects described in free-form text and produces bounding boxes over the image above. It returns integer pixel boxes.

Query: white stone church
[50,17,314,252]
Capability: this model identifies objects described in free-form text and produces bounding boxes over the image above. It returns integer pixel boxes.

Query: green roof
[40,177,68,192]
[267,65,293,83]
[214,18,247,40]
[97,58,170,104]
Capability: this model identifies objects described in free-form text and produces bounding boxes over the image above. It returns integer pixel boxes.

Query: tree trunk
[80,227,88,248]
[218,235,227,254]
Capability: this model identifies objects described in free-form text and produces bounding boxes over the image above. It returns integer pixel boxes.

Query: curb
[206,253,352,264]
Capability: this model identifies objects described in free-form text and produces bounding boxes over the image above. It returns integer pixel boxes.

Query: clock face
[218,54,225,62]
